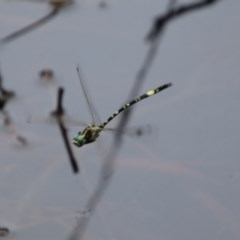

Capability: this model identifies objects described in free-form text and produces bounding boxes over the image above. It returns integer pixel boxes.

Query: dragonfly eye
[72,134,86,147]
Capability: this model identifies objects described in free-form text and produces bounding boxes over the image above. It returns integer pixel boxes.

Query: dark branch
[57,117,79,173]
[0,8,59,45]
[0,97,7,111]
[0,72,15,100]
[51,86,65,117]
[147,0,221,41]
[55,87,79,174]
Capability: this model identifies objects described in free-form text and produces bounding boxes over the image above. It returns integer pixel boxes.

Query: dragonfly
[30,69,154,138]
[29,68,153,172]
[72,66,172,148]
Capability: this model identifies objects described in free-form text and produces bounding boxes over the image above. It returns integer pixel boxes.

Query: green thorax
[72,125,103,147]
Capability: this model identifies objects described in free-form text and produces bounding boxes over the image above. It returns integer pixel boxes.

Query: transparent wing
[35,71,87,125]
[103,124,153,138]
[76,66,102,125]
[27,113,87,127]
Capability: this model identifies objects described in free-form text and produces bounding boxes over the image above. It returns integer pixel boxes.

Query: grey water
[1,1,240,240]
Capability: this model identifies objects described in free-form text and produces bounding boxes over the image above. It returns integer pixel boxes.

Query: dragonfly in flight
[72,66,172,148]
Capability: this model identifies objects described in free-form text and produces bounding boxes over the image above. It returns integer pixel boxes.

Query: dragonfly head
[72,133,86,147]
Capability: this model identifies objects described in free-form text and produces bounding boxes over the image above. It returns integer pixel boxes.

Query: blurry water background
[0,0,240,239]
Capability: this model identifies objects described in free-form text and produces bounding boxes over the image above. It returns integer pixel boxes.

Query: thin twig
[0,71,15,100]
[57,117,79,173]
[0,97,7,111]
[55,87,79,173]
[51,84,65,117]
[0,8,59,45]
[1,93,27,145]
[1,108,27,145]
[147,0,221,41]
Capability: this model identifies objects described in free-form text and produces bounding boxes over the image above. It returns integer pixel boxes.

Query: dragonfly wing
[27,114,87,127]
[103,124,154,137]
[76,66,102,125]
[63,115,87,127]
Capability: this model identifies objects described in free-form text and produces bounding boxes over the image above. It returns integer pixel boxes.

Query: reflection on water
[1,0,240,240]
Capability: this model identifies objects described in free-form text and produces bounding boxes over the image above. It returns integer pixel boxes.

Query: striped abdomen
[100,83,172,128]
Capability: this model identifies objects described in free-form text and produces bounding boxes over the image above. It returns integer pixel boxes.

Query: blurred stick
[0,97,7,111]
[147,0,221,41]
[0,8,59,45]
[54,87,79,174]
[0,227,9,237]
[51,84,65,117]
[0,69,15,100]
[0,0,74,45]
[68,0,221,239]
[0,97,27,145]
